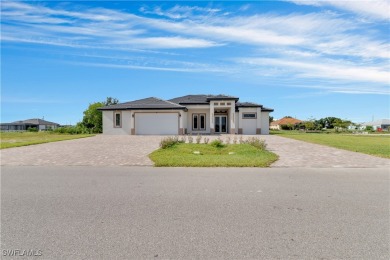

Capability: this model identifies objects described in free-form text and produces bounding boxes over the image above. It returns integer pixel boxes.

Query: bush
[225,136,231,144]
[53,125,92,134]
[188,135,194,144]
[210,139,225,148]
[196,134,202,144]
[27,127,38,132]
[203,137,210,144]
[245,137,267,150]
[159,136,180,149]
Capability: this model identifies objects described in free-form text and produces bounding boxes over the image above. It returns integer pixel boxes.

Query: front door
[214,115,227,133]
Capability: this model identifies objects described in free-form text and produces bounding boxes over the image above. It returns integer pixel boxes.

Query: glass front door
[214,116,227,133]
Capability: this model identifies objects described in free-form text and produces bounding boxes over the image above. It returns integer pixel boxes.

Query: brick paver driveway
[1,135,389,167]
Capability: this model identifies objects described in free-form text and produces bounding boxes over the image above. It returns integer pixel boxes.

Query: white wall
[238,107,258,135]
[186,108,210,134]
[261,112,270,134]
[102,110,132,135]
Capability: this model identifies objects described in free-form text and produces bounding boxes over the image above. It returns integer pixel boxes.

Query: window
[193,114,206,130]
[114,112,122,127]
[220,102,225,106]
[227,102,231,105]
[242,113,256,119]
[214,102,218,105]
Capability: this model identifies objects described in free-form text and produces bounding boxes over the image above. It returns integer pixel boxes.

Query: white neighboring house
[361,119,390,131]
[98,94,274,135]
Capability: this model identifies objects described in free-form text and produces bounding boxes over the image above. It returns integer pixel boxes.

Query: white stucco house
[98,94,274,135]
[361,119,390,131]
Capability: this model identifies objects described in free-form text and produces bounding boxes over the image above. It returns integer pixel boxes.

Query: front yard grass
[272,131,390,158]
[149,143,278,167]
[0,132,94,149]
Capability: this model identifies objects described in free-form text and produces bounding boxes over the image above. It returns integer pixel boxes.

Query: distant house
[270,117,302,130]
[361,119,390,131]
[0,118,60,131]
[98,94,274,135]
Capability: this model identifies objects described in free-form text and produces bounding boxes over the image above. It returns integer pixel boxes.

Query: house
[98,94,274,135]
[0,118,60,131]
[361,119,390,131]
[270,117,302,130]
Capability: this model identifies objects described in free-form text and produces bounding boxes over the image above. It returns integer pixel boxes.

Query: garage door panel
[135,113,178,135]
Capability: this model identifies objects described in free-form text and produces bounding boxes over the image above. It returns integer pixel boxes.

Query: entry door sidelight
[214,116,227,133]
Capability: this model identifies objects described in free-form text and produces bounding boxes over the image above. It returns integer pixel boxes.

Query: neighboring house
[98,94,274,135]
[270,117,302,130]
[0,118,60,131]
[361,119,390,131]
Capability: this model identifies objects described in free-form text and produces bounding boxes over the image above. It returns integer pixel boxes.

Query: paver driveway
[1,135,389,167]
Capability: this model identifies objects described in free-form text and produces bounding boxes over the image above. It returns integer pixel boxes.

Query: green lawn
[149,143,278,167]
[0,132,94,149]
[272,131,390,158]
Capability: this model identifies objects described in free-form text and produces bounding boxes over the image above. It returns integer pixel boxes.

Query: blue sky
[1,0,389,125]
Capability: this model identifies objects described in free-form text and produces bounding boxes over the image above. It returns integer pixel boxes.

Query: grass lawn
[272,131,390,158]
[149,143,278,167]
[0,132,94,149]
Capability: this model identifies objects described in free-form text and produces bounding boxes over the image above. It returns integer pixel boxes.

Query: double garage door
[135,113,179,135]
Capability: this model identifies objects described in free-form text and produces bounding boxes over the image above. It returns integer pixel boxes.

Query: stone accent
[256,128,261,135]
[210,128,215,135]
[238,128,243,134]
[179,128,184,135]
[230,128,235,134]
[131,128,135,135]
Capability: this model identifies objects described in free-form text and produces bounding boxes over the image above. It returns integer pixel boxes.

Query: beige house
[270,117,302,130]
[98,94,273,135]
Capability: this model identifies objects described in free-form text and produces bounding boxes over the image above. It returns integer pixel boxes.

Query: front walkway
[1,135,389,167]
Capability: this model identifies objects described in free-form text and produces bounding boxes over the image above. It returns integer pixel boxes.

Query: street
[1,166,389,259]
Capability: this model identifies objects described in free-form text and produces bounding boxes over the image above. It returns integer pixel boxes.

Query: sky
[1,0,389,125]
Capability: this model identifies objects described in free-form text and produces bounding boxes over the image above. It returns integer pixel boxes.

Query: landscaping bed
[149,137,278,167]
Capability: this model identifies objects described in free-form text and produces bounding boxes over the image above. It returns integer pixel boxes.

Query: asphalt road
[1,166,389,259]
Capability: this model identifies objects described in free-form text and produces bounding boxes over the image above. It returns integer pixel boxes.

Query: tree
[81,97,119,133]
[105,97,119,106]
[269,116,274,124]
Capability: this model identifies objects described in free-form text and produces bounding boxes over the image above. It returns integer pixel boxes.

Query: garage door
[135,113,179,135]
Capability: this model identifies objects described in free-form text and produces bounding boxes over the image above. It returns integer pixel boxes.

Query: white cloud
[286,0,390,21]
[237,57,389,84]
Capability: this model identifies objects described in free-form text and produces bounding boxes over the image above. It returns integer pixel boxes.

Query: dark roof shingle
[10,118,59,125]
[169,94,239,105]
[98,97,186,110]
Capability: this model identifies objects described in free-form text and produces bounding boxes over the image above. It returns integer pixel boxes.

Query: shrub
[188,135,194,144]
[225,136,231,144]
[239,136,244,144]
[233,136,237,144]
[245,137,267,150]
[180,136,187,143]
[203,137,210,144]
[210,139,225,148]
[27,127,38,132]
[196,134,202,144]
[159,136,179,149]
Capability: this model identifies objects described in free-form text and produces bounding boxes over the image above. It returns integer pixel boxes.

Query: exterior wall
[235,112,239,134]
[238,107,258,135]
[260,112,270,134]
[102,110,132,135]
[186,107,210,134]
[211,100,236,134]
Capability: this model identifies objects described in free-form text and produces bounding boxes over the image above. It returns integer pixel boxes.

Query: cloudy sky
[1,0,389,124]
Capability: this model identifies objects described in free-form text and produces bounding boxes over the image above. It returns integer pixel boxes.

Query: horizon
[2,1,389,125]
